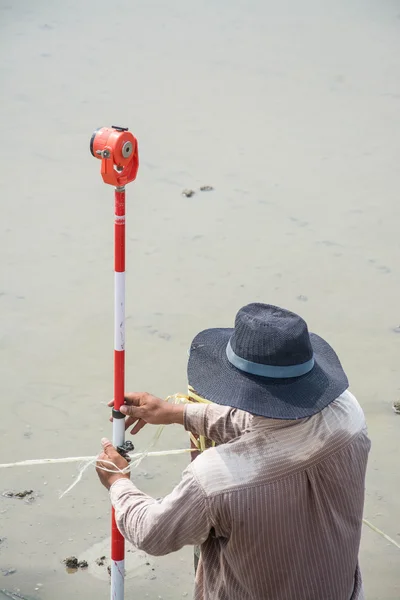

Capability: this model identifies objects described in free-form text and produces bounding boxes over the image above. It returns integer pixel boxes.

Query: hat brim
[187,328,348,419]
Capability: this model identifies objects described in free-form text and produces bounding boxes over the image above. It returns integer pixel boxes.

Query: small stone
[392,400,400,415]
[182,189,195,198]
[64,556,78,569]
[391,325,400,334]
[78,560,88,569]
[296,295,308,302]
[200,185,214,192]
[2,490,34,499]
[16,490,34,498]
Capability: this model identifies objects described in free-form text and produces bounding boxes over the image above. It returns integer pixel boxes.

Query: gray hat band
[226,340,315,379]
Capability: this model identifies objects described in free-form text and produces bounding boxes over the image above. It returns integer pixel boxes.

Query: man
[96,303,371,600]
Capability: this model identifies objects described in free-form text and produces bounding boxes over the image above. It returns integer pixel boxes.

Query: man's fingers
[108,392,145,408]
[123,392,149,406]
[131,419,146,435]
[101,438,119,459]
[120,404,142,418]
[124,416,137,431]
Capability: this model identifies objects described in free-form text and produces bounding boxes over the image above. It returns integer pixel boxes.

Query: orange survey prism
[90,125,139,187]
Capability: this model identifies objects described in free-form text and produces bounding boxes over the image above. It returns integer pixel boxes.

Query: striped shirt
[110,390,370,599]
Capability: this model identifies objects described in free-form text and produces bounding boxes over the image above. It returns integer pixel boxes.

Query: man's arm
[109,467,212,556]
[183,403,251,444]
[110,392,251,443]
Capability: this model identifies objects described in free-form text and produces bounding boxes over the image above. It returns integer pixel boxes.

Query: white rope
[59,448,194,498]
[0,448,194,499]
[362,518,400,550]
[0,448,192,471]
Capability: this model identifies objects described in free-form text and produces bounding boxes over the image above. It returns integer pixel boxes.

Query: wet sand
[1,0,400,598]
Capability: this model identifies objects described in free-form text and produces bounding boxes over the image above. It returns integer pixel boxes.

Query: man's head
[188,303,348,419]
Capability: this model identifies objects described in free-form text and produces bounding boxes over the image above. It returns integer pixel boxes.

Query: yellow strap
[190,432,200,449]
[188,386,213,404]
[165,389,215,453]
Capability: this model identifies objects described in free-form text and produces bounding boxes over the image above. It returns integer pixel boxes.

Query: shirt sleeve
[109,467,211,556]
[183,403,251,444]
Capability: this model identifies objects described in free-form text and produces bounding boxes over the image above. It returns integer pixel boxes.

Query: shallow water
[0,0,399,598]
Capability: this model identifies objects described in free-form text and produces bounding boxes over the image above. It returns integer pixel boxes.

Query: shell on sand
[392,401,400,415]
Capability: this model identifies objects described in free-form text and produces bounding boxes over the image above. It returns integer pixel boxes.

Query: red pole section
[89,125,139,600]
[111,185,126,599]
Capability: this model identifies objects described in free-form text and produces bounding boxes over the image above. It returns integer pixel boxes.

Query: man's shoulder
[189,389,368,498]
[326,389,367,437]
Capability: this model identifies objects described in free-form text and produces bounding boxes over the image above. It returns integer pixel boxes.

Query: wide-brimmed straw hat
[187,303,348,419]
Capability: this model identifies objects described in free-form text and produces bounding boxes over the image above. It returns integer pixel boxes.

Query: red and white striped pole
[111,184,127,599]
[90,126,139,600]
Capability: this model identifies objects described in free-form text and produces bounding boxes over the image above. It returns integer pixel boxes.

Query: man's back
[188,391,370,600]
[110,391,370,600]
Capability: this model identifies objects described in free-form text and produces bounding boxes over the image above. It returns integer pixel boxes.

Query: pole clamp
[112,408,125,419]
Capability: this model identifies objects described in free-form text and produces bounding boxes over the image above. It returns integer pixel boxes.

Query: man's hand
[108,392,184,435]
[96,438,130,490]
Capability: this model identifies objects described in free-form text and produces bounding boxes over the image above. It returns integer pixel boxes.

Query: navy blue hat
[187,303,348,419]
